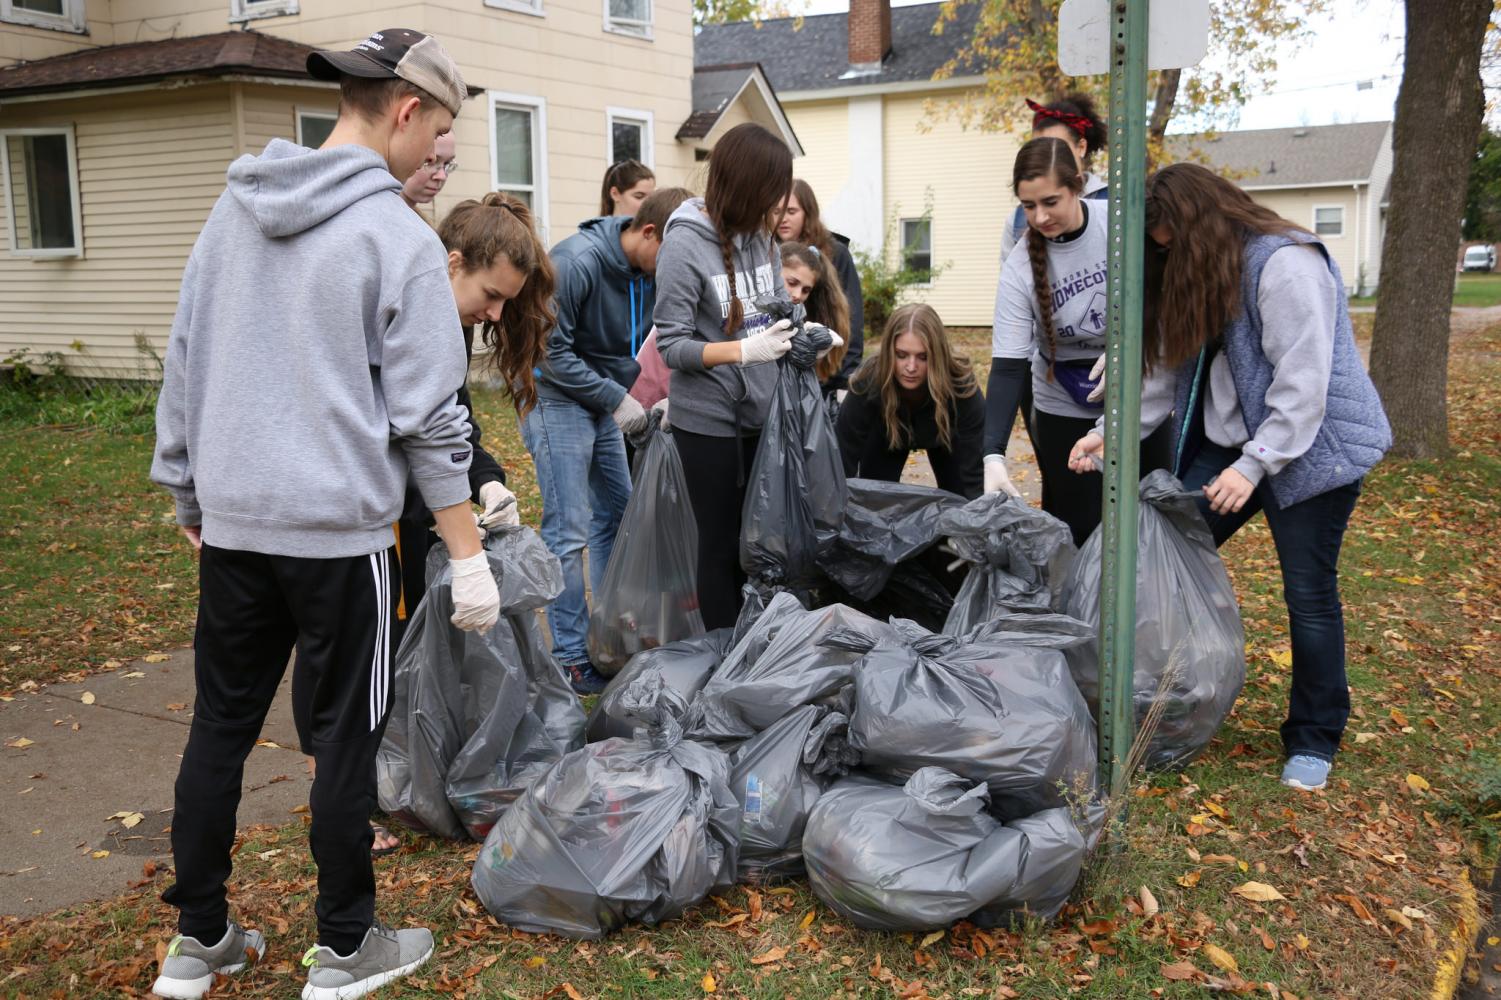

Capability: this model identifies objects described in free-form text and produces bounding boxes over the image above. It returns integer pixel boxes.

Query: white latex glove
[478,481,519,529]
[651,397,670,431]
[1086,353,1108,403]
[449,550,500,632]
[983,453,1022,497]
[836,388,849,404]
[738,319,796,366]
[612,394,649,436]
[805,323,844,360]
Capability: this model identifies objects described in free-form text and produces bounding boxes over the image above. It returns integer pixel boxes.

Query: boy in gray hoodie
[149,30,495,1000]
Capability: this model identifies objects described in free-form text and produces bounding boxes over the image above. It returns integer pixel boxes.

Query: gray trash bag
[740,323,848,589]
[938,493,1077,635]
[587,416,705,676]
[1059,469,1247,770]
[727,704,859,882]
[470,671,741,939]
[377,527,585,841]
[846,619,1097,819]
[802,768,1088,930]
[683,591,893,742]
[820,479,968,600]
[585,629,735,744]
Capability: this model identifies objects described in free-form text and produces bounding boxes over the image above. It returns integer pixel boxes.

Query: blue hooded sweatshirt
[538,216,654,413]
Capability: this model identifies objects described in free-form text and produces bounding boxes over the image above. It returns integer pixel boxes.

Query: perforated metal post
[1098,0,1148,799]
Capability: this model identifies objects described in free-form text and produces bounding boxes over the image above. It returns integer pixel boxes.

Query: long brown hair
[850,303,977,452]
[788,178,833,252]
[781,240,850,382]
[704,123,794,335]
[1145,162,1312,369]
[599,159,655,216]
[1029,92,1106,169]
[437,193,556,415]
[1013,136,1085,381]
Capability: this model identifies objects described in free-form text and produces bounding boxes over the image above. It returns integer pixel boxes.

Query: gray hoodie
[151,138,473,558]
[653,198,789,436]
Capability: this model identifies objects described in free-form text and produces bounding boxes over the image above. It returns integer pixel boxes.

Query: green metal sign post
[1097,0,1150,799]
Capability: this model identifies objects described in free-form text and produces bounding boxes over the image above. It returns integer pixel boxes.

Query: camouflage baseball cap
[307,29,466,117]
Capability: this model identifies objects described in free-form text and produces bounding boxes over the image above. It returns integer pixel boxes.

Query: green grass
[1,324,1499,998]
[1350,271,1501,309]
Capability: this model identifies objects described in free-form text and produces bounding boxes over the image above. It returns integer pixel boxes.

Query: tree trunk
[1148,69,1181,144]
[1369,0,1489,458]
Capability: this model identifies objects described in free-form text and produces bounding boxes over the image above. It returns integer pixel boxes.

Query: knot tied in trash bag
[785,322,834,371]
[611,670,685,751]
[937,492,1077,635]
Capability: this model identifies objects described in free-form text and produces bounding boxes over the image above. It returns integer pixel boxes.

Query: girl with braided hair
[986,136,1169,545]
[653,122,797,629]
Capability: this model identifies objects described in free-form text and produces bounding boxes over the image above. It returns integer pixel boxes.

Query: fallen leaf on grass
[1140,885,1159,916]
[523,956,546,968]
[1405,773,1430,793]
[1178,870,1202,888]
[1354,732,1379,744]
[751,946,787,965]
[1201,943,1238,973]
[80,692,95,705]
[1294,933,1310,950]
[919,930,945,949]
[700,971,716,993]
[1231,881,1285,902]
[1203,800,1230,820]
[1401,906,1428,921]
[1335,894,1375,922]
[1160,960,1200,981]
[1385,908,1414,932]
[704,914,747,929]
[798,910,815,930]
[1390,707,1410,727]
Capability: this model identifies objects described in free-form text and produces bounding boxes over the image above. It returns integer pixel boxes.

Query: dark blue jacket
[539,216,653,413]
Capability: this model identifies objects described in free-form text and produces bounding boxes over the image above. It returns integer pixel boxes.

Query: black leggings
[1032,407,1173,547]
[672,427,760,631]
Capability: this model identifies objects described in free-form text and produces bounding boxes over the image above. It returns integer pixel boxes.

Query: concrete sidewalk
[0,649,310,918]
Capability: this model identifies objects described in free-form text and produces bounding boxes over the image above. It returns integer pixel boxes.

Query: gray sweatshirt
[1128,244,1338,485]
[653,198,789,437]
[151,138,473,558]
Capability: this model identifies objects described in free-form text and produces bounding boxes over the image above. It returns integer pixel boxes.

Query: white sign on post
[1057,0,1209,76]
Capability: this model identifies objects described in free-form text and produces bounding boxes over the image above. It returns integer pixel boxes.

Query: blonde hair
[850,303,976,451]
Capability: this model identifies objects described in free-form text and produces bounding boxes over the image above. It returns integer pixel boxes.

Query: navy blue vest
[1170,232,1392,508]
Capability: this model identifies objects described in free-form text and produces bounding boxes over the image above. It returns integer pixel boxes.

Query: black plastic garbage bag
[802,768,1088,930]
[683,591,893,741]
[727,703,858,882]
[588,416,704,676]
[378,528,586,841]
[1059,470,1246,770]
[585,629,735,744]
[819,479,967,600]
[740,323,847,589]
[470,671,740,939]
[846,619,1097,819]
[939,493,1077,635]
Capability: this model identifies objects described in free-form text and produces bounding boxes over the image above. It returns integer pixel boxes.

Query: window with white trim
[2,126,83,258]
[485,0,543,16]
[490,92,549,237]
[296,110,337,150]
[229,0,298,22]
[1,0,86,33]
[606,108,653,168]
[900,218,932,281]
[604,0,651,39]
[1313,205,1344,237]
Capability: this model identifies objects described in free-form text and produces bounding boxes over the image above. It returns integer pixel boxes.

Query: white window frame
[605,107,654,169]
[229,0,298,23]
[900,217,933,285]
[1,125,84,259]
[488,91,549,240]
[485,0,545,17]
[603,0,652,40]
[295,108,337,149]
[1,0,85,33]
[1312,204,1345,238]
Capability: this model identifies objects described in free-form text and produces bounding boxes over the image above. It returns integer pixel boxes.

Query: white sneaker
[301,923,434,1000]
[152,922,265,999]
[1280,754,1332,791]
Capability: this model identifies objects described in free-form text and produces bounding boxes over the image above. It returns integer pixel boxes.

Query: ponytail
[1026,226,1058,381]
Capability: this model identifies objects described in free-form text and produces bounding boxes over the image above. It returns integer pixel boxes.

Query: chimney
[848,0,891,73]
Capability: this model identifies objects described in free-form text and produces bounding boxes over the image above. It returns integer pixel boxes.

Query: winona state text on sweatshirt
[151,139,474,559]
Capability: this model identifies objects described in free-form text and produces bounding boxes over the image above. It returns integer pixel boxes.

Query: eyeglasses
[421,158,457,175]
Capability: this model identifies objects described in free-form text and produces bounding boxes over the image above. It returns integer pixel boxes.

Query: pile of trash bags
[587,413,705,675]
[376,527,586,841]
[1060,470,1247,770]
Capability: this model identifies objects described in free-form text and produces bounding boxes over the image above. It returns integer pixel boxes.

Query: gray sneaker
[300,923,434,1000]
[151,922,266,999]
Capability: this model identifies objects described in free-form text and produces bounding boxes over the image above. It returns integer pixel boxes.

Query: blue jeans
[1180,442,1362,761]
[520,396,632,666]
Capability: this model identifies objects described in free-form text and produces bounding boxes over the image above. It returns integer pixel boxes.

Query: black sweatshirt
[836,381,986,499]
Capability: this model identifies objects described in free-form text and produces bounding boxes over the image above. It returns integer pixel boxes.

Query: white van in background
[1462,244,1496,272]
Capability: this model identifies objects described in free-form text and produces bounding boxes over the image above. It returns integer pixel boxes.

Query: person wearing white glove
[651,127,796,631]
[447,550,502,632]
[983,454,1022,497]
[651,397,671,431]
[477,481,520,529]
[520,186,695,694]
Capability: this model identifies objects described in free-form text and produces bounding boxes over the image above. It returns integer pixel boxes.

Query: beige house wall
[0,82,342,376]
[1246,186,1365,292]
[782,99,848,223]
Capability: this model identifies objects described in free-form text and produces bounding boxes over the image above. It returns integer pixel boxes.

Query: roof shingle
[1168,121,1392,188]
